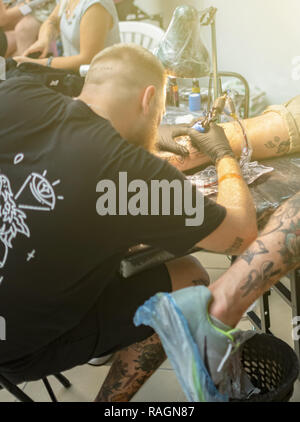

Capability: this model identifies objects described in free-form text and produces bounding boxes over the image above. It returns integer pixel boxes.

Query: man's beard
[129,117,158,153]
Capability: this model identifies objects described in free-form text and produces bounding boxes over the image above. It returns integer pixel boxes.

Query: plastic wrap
[134,290,258,402]
[188,161,274,196]
[134,292,228,402]
[156,5,210,78]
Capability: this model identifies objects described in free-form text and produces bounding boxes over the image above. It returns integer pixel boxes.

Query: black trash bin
[231,333,300,402]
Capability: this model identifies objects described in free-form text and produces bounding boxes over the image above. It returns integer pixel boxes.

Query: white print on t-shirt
[27,250,36,262]
[0,169,63,271]
[14,153,24,165]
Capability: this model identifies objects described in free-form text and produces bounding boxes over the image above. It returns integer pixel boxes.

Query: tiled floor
[1,251,299,402]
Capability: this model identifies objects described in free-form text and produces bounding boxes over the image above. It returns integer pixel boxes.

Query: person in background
[14,0,57,55]
[0,0,56,57]
[13,0,120,71]
[0,0,26,56]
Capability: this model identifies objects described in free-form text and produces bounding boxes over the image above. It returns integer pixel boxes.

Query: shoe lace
[217,333,242,373]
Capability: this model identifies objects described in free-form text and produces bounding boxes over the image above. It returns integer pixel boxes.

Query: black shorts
[1,264,172,384]
[0,29,7,57]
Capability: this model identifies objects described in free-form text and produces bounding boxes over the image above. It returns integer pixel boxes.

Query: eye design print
[0,162,64,272]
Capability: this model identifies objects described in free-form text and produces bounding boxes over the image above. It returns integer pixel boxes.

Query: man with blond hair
[0,44,256,401]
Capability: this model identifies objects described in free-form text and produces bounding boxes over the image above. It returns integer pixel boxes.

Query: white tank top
[59,0,120,57]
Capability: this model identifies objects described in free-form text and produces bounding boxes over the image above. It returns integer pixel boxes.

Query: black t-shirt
[0,78,226,362]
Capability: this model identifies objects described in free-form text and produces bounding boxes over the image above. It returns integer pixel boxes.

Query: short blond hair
[84,43,166,91]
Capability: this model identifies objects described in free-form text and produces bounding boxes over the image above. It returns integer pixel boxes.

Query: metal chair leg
[54,373,71,388]
[0,375,34,402]
[0,372,71,402]
[42,378,57,402]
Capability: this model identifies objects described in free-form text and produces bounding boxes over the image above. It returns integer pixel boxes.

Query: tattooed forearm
[264,137,290,155]
[260,194,300,237]
[240,192,300,297]
[240,239,269,265]
[224,237,244,255]
[278,221,300,266]
[240,260,281,297]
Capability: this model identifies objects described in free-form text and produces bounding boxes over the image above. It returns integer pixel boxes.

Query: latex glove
[156,125,190,157]
[172,123,235,165]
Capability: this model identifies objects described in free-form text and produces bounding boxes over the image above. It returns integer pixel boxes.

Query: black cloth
[4,59,84,97]
[0,29,7,57]
[0,78,226,366]
[0,263,172,384]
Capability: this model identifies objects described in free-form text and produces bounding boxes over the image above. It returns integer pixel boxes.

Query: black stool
[0,373,71,402]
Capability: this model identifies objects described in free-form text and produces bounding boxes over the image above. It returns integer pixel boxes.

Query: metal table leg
[260,291,271,333]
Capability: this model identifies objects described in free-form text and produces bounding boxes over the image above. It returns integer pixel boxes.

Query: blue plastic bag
[134,292,228,402]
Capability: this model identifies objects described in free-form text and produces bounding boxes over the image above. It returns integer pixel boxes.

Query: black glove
[172,123,235,164]
[156,125,190,157]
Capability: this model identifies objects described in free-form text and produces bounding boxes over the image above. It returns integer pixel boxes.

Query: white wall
[160,0,300,105]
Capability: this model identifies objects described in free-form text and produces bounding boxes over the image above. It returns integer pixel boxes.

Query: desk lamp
[156,5,249,117]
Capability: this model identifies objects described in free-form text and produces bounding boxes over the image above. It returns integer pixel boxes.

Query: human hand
[172,123,235,165]
[13,55,47,66]
[23,38,50,59]
[156,125,190,157]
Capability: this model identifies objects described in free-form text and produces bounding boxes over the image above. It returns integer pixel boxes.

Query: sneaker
[88,354,113,366]
[134,286,248,401]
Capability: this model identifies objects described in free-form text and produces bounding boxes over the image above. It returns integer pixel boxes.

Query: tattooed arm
[208,191,300,328]
[156,111,290,172]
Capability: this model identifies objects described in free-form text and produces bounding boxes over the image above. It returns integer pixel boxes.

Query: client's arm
[157,110,289,172]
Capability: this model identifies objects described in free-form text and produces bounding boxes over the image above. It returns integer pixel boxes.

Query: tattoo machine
[187,91,274,195]
[192,93,228,133]
[192,91,252,165]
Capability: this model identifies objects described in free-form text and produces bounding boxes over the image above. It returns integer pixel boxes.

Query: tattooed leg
[95,255,209,402]
[209,191,300,328]
[95,333,165,402]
